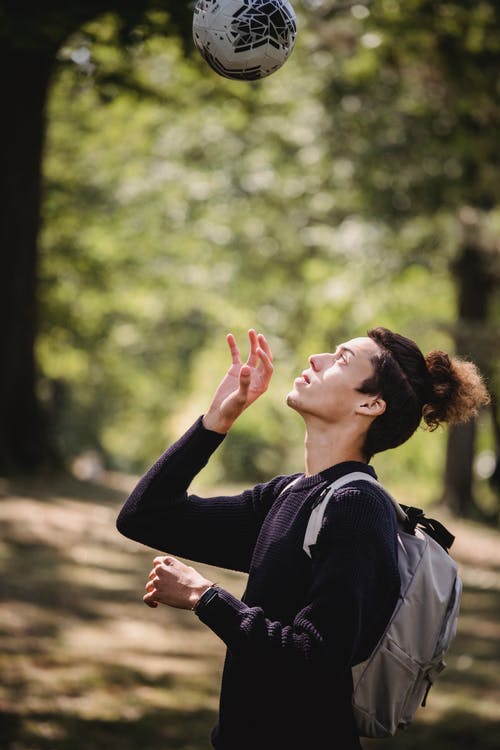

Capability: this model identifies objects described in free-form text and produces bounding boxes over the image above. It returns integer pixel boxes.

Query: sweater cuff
[196,587,250,648]
[189,415,227,449]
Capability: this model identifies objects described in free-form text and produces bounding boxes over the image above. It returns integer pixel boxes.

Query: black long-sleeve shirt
[116,417,400,750]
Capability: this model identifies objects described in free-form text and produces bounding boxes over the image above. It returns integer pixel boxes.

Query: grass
[1,473,500,749]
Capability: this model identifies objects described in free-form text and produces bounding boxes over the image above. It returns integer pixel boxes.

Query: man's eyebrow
[339,345,356,357]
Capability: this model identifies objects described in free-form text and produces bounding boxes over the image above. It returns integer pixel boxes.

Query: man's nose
[309,353,331,371]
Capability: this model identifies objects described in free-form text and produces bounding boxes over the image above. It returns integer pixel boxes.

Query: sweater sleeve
[116,416,289,572]
[196,487,400,672]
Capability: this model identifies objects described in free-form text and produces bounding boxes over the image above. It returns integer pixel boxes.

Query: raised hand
[202,328,274,434]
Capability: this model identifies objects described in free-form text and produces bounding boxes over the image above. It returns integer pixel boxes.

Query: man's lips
[293,371,311,387]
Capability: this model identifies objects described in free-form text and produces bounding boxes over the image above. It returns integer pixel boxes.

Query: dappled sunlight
[67,542,138,571]
[451,518,500,572]
[460,567,500,591]
[56,562,137,592]
[457,613,500,643]
[0,496,117,550]
[1,476,500,748]
[0,476,240,747]
[59,612,224,667]
[1,1,498,747]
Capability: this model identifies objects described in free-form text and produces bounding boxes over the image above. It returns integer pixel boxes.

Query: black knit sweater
[116,417,400,750]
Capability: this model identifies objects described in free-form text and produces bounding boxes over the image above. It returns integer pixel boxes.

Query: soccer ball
[192,0,297,81]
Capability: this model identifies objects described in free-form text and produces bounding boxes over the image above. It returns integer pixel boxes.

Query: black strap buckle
[400,505,456,552]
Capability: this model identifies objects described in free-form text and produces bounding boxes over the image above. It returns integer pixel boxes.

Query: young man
[116,327,489,750]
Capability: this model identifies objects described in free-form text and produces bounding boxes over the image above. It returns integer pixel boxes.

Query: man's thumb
[239,365,251,390]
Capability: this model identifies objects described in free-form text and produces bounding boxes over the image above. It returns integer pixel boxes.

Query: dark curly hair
[358,327,491,460]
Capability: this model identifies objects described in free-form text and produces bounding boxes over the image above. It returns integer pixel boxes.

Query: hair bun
[423,350,490,430]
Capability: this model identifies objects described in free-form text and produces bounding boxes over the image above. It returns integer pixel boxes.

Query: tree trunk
[442,223,494,516]
[0,47,58,473]
[443,421,477,515]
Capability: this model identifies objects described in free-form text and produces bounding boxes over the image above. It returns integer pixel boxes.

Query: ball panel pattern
[193,0,297,80]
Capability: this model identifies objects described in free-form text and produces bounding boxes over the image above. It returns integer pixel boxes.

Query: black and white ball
[193,0,297,81]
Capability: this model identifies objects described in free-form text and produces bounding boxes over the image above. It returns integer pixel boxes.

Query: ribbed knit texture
[117,417,401,750]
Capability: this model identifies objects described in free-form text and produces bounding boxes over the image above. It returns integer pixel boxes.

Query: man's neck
[303,421,367,476]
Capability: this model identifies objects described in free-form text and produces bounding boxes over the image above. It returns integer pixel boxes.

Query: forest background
[1,1,500,748]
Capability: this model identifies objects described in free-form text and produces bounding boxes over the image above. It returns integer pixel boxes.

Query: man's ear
[356,396,386,418]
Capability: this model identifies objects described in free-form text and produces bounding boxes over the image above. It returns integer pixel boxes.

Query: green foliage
[38,4,499,488]
[312,0,500,217]
[0,1,193,53]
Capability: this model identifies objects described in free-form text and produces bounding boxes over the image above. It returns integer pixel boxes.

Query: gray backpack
[303,471,462,738]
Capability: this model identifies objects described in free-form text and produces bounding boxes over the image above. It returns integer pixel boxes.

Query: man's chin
[286,391,300,411]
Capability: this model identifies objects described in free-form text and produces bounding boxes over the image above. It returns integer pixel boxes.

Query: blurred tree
[38,17,334,473]
[32,2,492,491]
[2,0,498,511]
[42,14,445,478]
[306,0,500,517]
[444,210,499,516]
[0,1,192,473]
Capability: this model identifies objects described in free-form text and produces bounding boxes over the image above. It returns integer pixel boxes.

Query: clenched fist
[143,555,214,610]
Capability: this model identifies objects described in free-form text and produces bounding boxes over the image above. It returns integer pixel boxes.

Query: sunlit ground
[0,475,499,749]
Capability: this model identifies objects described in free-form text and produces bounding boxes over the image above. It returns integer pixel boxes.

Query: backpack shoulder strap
[303,471,408,559]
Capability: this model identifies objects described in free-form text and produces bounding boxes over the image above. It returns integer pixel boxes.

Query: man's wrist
[202,413,232,434]
[191,583,219,614]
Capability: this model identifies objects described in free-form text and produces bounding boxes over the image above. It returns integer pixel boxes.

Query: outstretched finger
[257,333,273,363]
[259,349,274,391]
[257,347,274,378]
[226,333,241,366]
[246,328,259,368]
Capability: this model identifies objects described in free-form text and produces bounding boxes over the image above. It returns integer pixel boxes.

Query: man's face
[286,336,382,423]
